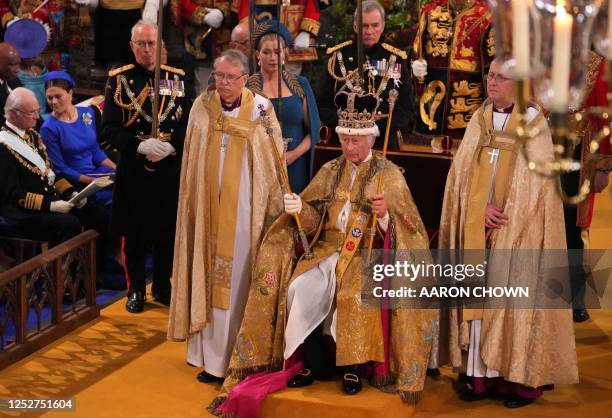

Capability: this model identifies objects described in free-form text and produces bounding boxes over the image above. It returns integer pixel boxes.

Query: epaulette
[381,43,407,60]
[161,64,185,76]
[108,64,134,77]
[326,40,353,55]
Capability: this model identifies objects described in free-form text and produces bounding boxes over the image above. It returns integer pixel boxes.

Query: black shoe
[459,390,488,402]
[342,372,362,395]
[427,368,440,377]
[573,309,590,323]
[504,394,535,408]
[152,290,171,307]
[125,291,145,313]
[196,370,223,383]
[287,368,315,388]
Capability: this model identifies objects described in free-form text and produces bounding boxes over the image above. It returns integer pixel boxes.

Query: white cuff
[377,211,389,232]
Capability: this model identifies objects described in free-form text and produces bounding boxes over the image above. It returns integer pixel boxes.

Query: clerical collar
[5,120,26,139]
[493,103,514,114]
[221,95,242,111]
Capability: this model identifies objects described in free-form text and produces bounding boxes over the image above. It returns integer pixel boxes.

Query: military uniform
[0,125,108,247]
[411,0,494,145]
[317,40,414,150]
[101,63,191,303]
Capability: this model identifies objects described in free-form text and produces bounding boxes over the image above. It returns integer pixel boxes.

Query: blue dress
[41,107,114,207]
[270,94,311,193]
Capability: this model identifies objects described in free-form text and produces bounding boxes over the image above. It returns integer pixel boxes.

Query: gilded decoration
[425,6,452,58]
[420,80,446,131]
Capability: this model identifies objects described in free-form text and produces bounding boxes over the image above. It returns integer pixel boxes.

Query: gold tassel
[399,390,423,404]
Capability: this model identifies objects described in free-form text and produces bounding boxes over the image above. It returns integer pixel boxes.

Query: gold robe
[435,101,579,387]
[168,89,285,341]
[211,152,436,409]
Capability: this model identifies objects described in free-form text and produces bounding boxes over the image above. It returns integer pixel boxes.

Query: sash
[207,89,256,310]
[335,210,370,284]
[0,129,55,185]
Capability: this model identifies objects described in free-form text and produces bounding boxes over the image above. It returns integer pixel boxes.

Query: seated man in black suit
[0,87,109,247]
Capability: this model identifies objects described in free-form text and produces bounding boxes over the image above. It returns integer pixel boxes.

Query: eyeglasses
[486,72,510,82]
[14,108,40,117]
[133,40,157,49]
[212,72,246,82]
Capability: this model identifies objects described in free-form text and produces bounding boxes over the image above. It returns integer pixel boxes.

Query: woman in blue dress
[247,20,320,193]
[40,71,124,289]
[40,71,116,208]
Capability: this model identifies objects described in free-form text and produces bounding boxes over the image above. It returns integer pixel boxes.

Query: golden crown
[335,89,382,136]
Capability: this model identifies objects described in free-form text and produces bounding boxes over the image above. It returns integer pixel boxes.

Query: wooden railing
[0,230,100,369]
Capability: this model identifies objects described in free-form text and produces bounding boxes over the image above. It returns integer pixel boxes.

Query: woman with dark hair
[40,71,116,207]
[247,20,320,193]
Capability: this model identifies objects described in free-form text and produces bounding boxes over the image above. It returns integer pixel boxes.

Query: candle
[551,5,573,112]
[608,0,612,58]
[512,0,530,77]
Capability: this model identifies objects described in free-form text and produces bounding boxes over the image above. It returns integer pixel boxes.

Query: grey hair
[131,20,158,40]
[4,87,35,115]
[214,49,250,75]
[353,0,385,22]
[257,33,287,50]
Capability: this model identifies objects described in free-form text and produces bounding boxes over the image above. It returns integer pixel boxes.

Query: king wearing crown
[208,89,436,417]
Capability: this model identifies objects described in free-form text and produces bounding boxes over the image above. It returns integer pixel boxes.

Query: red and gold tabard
[0,0,64,70]
[170,0,231,61]
[412,0,494,142]
[233,0,320,62]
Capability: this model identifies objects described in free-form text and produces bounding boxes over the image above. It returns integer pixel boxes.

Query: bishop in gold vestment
[436,60,578,408]
[167,50,285,381]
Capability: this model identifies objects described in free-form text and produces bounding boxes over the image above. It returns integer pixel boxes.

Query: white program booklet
[68,176,114,205]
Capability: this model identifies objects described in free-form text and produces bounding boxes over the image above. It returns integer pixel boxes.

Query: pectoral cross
[487,148,500,204]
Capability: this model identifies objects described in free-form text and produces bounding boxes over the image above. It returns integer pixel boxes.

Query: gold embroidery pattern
[447,113,470,129]
[300,17,320,36]
[448,80,484,129]
[486,28,496,57]
[420,80,446,131]
[425,6,452,58]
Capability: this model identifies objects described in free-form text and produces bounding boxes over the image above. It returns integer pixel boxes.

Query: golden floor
[1,189,611,418]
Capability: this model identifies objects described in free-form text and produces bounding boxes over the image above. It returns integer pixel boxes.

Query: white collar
[5,120,26,138]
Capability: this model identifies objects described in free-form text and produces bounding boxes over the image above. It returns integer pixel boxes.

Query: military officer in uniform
[317,0,414,150]
[101,20,192,313]
[0,87,109,247]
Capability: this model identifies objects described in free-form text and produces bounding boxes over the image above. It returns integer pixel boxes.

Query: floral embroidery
[263,271,275,287]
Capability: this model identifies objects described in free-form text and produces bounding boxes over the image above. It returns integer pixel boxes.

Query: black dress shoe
[459,390,488,402]
[287,368,315,388]
[196,370,224,383]
[504,394,535,408]
[125,291,145,313]
[342,372,362,395]
[573,309,590,323]
[152,290,171,307]
[426,368,440,377]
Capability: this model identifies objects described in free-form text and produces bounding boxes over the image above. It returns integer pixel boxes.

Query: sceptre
[258,104,313,259]
[366,89,398,264]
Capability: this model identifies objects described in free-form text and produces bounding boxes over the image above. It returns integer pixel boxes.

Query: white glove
[137,138,165,157]
[75,0,98,8]
[284,193,302,215]
[293,31,311,50]
[146,141,175,162]
[50,200,74,214]
[412,59,428,78]
[203,8,224,29]
[70,192,87,209]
